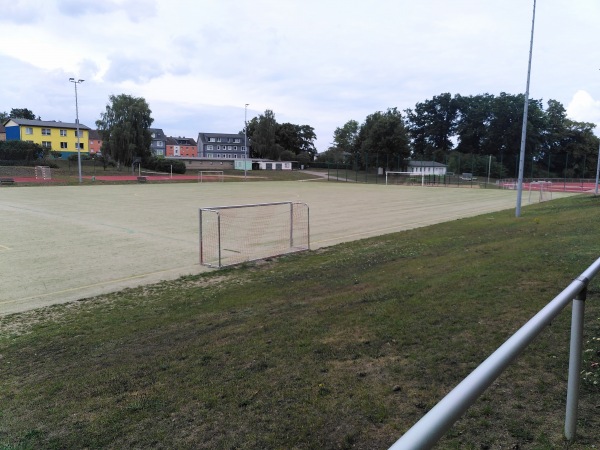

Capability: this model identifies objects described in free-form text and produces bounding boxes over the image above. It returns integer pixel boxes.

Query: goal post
[385,171,425,186]
[528,181,553,203]
[199,201,310,268]
[35,166,52,180]
[198,170,224,182]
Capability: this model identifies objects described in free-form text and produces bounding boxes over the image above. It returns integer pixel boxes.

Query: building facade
[88,129,102,155]
[197,132,247,159]
[166,136,198,157]
[4,118,90,159]
[407,160,448,176]
[149,128,167,157]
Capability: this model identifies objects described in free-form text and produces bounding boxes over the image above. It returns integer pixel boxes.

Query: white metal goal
[528,181,553,203]
[199,201,310,268]
[198,170,224,183]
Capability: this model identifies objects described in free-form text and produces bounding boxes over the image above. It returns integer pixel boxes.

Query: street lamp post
[515,0,536,217]
[69,78,84,183]
[244,103,249,179]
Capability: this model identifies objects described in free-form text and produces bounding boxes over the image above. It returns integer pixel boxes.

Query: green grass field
[1,195,600,449]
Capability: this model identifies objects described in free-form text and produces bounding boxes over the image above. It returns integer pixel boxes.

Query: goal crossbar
[199,201,310,268]
[198,170,224,182]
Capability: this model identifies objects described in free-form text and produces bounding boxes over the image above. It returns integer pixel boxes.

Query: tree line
[6,92,596,179]
[319,92,599,179]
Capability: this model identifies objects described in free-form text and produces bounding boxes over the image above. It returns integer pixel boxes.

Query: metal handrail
[389,256,600,449]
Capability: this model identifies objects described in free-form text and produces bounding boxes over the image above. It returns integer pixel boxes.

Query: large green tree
[332,119,359,156]
[10,108,37,120]
[276,123,317,160]
[355,107,410,169]
[96,94,153,166]
[454,93,494,155]
[405,93,459,160]
[249,110,281,160]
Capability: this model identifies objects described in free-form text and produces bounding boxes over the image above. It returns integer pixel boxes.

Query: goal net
[200,201,310,268]
[198,170,224,183]
[385,171,425,186]
[528,181,553,203]
[35,166,52,180]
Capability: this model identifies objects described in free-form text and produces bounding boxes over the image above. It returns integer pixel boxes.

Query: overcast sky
[1,0,599,152]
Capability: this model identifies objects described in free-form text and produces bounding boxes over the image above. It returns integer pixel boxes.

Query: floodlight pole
[244,103,249,180]
[595,140,600,195]
[69,78,84,184]
[516,0,536,217]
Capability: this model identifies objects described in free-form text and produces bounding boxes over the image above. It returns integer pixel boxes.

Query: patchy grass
[1,195,600,449]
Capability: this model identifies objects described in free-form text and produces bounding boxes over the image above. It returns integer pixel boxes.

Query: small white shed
[407,161,448,176]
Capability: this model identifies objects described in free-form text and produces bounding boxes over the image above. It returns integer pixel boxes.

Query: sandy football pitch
[0,181,560,315]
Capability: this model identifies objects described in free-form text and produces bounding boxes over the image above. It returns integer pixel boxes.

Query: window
[227,146,232,150]
[233,146,237,150]
[60,129,67,136]
[234,138,241,143]
[60,142,68,149]
[25,127,33,135]
[241,146,246,151]
[42,141,52,148]
[216,137,222,142]
[42,128,51,136]
[74,130,83,137]
[208,137,216,142]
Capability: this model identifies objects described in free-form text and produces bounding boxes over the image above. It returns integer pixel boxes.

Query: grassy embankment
[1,195,600,449]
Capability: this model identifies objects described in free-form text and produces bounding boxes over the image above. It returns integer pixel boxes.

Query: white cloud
[566,90,600,131]
[1,0,599,151]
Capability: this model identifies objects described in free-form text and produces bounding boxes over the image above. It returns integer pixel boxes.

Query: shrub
[144,157,186,174]
[0,140,47,161]
[279,150,295,161]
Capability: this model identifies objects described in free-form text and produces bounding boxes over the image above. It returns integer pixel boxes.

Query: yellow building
[4,118,91,159]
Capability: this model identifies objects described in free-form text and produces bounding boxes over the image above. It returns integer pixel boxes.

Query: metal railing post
[199,209,203,265]
[217,213,222,268]
[290,202,294,248]
[565,283,587,441]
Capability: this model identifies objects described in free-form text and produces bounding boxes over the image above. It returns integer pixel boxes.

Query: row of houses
[0,118,248,161]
